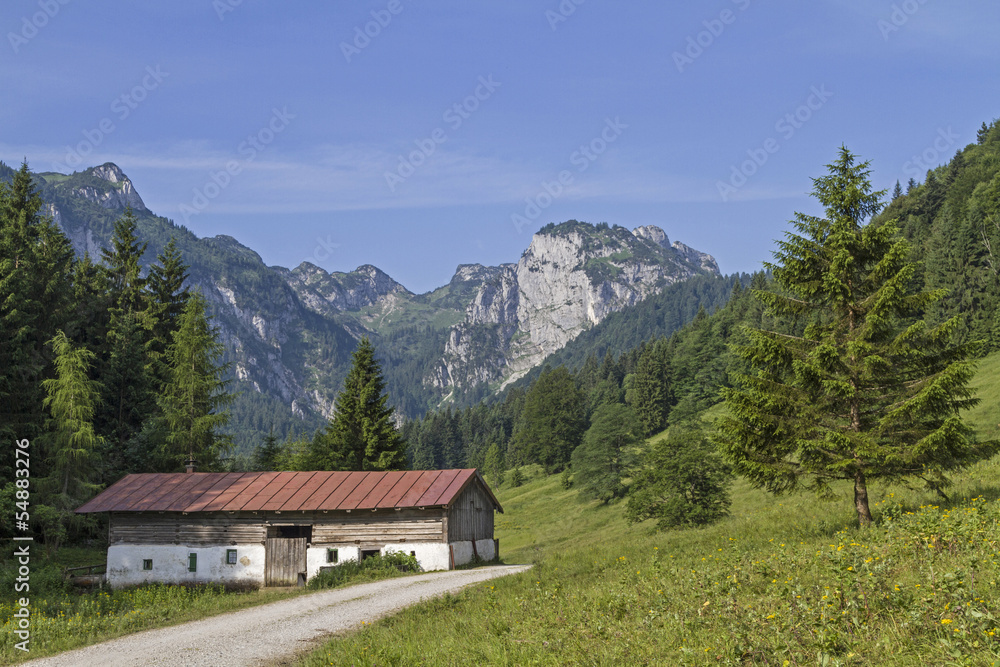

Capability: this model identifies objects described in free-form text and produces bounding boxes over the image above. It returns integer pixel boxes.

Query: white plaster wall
[474,539,497,562]
[450,541,475,567]
[107,545,265,589]
[306,545,360,579]
[383,543,452,571]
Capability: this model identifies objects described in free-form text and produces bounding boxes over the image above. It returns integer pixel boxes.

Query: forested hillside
[395,117,1000,485]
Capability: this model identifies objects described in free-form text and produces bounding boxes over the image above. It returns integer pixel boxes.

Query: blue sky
[3,1,999,293]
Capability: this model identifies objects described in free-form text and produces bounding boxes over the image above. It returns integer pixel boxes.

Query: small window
[188,553,197,572]
[226,549,238,565]
[327,548,338,564]
[142,559,152,571]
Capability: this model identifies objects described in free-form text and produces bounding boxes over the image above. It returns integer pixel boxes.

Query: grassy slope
[299,356,1000,666]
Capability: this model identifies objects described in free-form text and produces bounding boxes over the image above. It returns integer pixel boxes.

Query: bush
[307,551,421,590]
[626,421,732,529]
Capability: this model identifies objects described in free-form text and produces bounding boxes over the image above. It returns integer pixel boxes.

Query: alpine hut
[75,469,503,588]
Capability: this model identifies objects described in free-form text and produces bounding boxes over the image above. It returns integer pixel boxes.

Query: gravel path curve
[21,564,532,667]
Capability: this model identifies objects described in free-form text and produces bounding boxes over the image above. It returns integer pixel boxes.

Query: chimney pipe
[184,459,198,474]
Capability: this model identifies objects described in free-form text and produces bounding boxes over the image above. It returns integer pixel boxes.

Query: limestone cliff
[431,221,719,390]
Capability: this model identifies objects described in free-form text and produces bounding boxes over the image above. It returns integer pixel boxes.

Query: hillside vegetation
[300,351,1000,666]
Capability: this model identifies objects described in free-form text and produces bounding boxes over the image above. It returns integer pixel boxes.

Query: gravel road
[21,564,531,667]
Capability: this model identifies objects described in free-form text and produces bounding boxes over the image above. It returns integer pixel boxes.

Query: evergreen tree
[628,339,672,436]
[716,148,996,526]
[97,208,158,457]
[309,337,406,471]
[482,442,504,489]
[100,207,148,317]
[158,291,233,471]
[571,403,640,503]
[979,121,991,145]
[253,429,283,471]
[37,331,103,552]
[0,162,74,477]
[65,253,109,356]
[892,180,903,200]
[98,311,156,480]
[907,178,917,194]
[148,237,190,378]
[626,422,732,530]
[512,365,585,472]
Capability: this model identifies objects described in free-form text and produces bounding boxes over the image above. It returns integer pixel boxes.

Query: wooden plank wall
[109,509,446,547]
[447,481,495,542]
[311,510,445,546]
[109,513,265,546]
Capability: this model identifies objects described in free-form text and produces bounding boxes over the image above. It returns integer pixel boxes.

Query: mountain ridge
[4,159,724,443]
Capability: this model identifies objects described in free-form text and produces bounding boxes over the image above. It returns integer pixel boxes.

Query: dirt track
[20,564,531,667]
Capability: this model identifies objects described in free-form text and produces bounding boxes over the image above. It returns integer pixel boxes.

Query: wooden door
[265,526,309,586]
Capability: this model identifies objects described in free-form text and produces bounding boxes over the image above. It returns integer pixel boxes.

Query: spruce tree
[100,207,148,317]
[717,148,996,527]
[253,429,283,471]
[0,162,74,476]
[892,180,903,200]
[628,339,672,436]
[97,208,159,463]
[158,291,233,471]
[148,237,190,378]
[99,311,156,479]
[310,337,406,471]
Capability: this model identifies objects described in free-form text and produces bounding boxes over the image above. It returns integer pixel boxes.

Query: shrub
[307,551,421,590]
[626,421,732,529]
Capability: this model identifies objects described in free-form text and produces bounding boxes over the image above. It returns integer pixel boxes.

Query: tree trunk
[854,468,872,527]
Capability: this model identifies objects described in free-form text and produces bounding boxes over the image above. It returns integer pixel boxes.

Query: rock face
[75,163,148,211]
[432,221,719,390]
[280,262,412,316]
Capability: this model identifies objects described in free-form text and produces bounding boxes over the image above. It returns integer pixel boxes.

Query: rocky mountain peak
[433,220,721,391]
[73,162,148,211]
[91,162,127,184]
[672,241,720,274]
[632,225,670,248]
[283,261,411,315]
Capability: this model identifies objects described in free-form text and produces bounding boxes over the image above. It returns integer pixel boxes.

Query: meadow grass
[0,549,421,664]
[298,462,1000,666]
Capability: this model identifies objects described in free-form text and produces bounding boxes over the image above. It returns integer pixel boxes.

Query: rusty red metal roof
[76,469,503,514]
